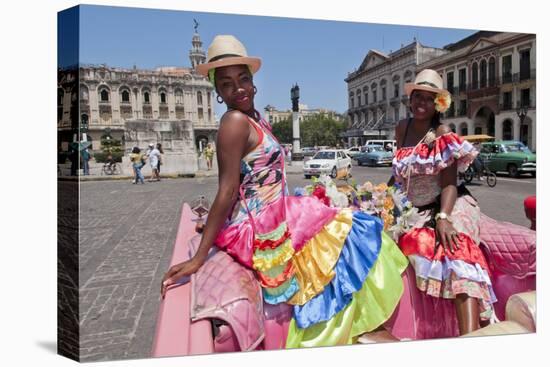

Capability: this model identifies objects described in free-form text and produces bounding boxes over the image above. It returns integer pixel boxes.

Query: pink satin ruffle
[214,196,338,269]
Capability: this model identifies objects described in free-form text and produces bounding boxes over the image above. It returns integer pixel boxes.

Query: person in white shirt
[147,143,161,182]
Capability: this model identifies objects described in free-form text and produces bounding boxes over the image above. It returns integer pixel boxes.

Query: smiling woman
[161,34,408,350]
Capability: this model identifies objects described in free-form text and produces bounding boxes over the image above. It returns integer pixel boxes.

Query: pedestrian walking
[156,143,164,180]
[129,146,145,184]
[204,143,215,170]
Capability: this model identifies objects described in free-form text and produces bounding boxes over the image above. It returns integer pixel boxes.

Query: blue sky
[74,5,479,115]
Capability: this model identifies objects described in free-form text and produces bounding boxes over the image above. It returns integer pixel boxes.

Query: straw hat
[404,69,449,97]
[195,35,261,77]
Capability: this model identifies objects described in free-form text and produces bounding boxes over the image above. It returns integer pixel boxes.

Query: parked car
[301,146,317,158]
[344,146,362,160]
[363,139,396,152]
[478,141,536,178]
[303,150,352,179]
[356,145,394,166]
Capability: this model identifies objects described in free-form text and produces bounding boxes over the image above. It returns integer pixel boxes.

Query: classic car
[479,141,536,178]
[356,145,394,166]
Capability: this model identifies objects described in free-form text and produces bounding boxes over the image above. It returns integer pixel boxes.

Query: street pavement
[75,163,535,361]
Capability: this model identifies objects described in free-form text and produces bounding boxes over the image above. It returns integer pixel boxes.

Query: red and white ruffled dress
[392,132,496,320]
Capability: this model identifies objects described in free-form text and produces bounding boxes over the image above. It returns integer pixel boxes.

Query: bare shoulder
[220,110,249,127]
[435,124,452,137]
[219,110,249,134]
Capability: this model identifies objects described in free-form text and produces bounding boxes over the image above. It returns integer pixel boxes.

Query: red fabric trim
[253,229,292,250]
[399,227,489,270]
[395,132,466,161]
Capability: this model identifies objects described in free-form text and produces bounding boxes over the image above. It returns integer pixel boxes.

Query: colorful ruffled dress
[214,115,408,347]
[392,125,497,321]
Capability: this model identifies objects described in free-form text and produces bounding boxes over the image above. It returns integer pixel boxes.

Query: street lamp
[516,104,528,145]
[291,84,300,113]
[516,104,528,124]
[80,113,89,141]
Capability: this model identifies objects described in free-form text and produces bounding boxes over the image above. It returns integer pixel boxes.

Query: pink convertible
[152,199,536,356]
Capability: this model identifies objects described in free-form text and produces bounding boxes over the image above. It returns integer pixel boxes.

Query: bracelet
[435,212,452,223]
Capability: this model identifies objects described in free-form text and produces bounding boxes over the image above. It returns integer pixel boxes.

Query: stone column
[152,89,160,120]
[111,87,121,126]
[513,118,521,141]
[467,119,475,135]
[168,87,176,120]
[494,117,503,141]
[292,111,300,153]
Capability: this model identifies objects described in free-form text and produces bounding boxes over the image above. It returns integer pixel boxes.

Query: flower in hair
[434,92,451,113]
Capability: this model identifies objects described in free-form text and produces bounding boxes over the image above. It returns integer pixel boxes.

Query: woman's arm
[161,111,251,297]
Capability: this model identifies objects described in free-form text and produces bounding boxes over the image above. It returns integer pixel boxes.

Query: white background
[0,0,546,366]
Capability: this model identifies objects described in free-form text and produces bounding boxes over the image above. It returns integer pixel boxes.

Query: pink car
[152,200,536,355]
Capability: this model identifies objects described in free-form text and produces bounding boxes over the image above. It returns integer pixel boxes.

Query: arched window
[449,123,456,133]
[460,123,468,136]
[356,89,361,106]
[160,92,167,104]
[120,89,130,103]
[472,63,479,89]
[207,92,211,107]
[480,59,487,88]
[143,90,150,104]
[349,92,354,109]
[363,86,368,105]
[99,88,110,102]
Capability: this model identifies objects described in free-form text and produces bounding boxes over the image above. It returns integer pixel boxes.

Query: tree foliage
[271,113,346,147]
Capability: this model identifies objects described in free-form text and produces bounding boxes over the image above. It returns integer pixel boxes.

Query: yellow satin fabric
[286,231,408,348]
[287,209,354,305]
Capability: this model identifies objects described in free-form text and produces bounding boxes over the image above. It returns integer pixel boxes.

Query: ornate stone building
[419,31,537,150]
[264,104,343,124]
[343,40,448,146]
[58,30,218,158]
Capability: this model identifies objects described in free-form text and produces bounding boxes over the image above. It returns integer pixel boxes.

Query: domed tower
[189,20,206,70]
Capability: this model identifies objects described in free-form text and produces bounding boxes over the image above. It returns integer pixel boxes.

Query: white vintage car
[303,150,352,179]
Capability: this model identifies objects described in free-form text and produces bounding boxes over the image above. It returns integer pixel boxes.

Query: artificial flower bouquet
[295,175,420,241]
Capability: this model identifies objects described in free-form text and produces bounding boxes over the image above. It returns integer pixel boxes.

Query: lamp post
[80,114,89,142]
[516,104,528,144]
[290,84,302,162]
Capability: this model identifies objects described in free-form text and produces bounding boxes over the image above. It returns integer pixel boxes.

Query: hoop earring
[253,86,258,95]
[217,95,224,104]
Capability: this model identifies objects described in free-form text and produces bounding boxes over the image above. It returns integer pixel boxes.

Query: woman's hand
[435,219,461,255]
[160,257,205,299]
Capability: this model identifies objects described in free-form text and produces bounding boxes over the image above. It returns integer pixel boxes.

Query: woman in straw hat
[161,35,408,348]
[390,69,496,334]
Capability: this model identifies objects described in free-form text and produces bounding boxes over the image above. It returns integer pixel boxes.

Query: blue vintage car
[356,145,394,166]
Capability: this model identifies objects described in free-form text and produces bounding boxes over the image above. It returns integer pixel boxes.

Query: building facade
[58,31,218,155]
[419,31,537,150]
[264,104,343,125]
[343,41,448,146]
